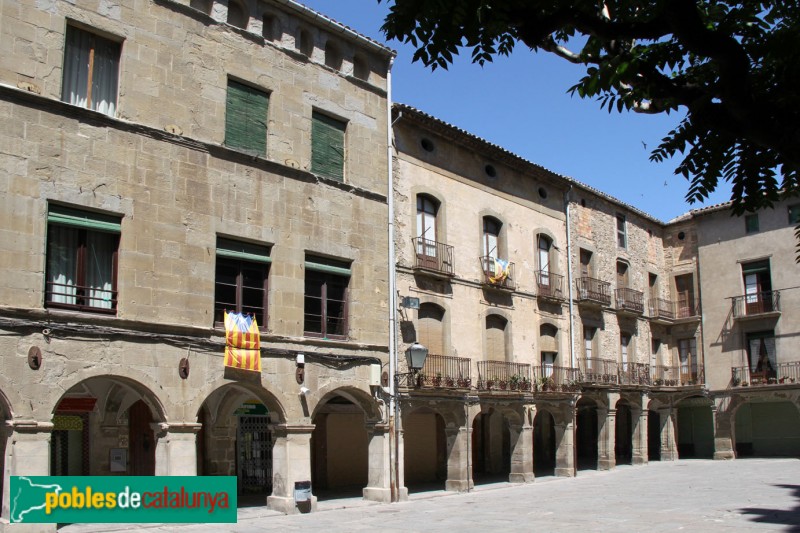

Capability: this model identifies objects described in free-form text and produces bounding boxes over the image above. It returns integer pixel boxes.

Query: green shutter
[225,80,268,156]
[305,254,351,276]
[48,204,121,233]
[311,111,346,181]
[216,237,271,263]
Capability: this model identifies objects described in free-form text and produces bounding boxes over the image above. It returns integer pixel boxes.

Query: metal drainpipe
[384,55,399,503]
[564,185,576,369]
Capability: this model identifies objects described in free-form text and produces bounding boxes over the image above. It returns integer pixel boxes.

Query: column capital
[6,419,53,434]
[269,423,315,436]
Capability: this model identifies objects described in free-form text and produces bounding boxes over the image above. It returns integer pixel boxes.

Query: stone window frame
[213,236,271,331]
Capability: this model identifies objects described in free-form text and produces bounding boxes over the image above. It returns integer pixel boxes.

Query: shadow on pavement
[740,483,800,530]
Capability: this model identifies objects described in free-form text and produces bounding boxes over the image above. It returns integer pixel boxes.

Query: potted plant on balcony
[509,374,530,391]
[457,377,471,388]
[653,378,664,386]
[431,373,443,387]
[498,379,508,390]
[444,376,455,387]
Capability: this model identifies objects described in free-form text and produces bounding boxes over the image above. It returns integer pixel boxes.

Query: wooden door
[129,400,155,475]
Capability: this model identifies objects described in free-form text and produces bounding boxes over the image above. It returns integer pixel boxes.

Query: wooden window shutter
[312,111,345,181]
[418,304,444,356]
[485,315,507,361]
[225,80,268,156]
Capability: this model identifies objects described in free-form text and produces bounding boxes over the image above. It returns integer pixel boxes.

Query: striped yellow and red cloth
[224,311,262,372]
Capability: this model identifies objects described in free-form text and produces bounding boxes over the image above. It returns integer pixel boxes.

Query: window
[482,217,501,260]
[416,195,438,262]
[540,324,558,377]
[214,238,270,327]
[746,331,776,380]
[298,29,313,57]
[675,273,695,317]
[537,234,552,289]
[304,255,351,339]
[584,327,596,361]
[620,334,631,370]
[788,204,800,225]
[225,79,269,156]
[262,14,279,41]
[742,260,773,314]
[324,41,342,70]
[417,303,444,356]
[579,248,593,278]
[616,261,629,289]
[353,55,370,81]
[745,214,759,234]
[616,214,627,248]
[311,111,346,181]
[678,337,698,381]
[651,338,662,364]
[61,25,121,117]
[227,0,248,28]
[485,314,508,361]
[45,205,120,313]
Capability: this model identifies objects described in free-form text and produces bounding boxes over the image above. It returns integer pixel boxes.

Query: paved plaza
[63,459,800,532]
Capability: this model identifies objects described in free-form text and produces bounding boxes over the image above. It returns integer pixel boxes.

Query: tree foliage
[381,0,800,219]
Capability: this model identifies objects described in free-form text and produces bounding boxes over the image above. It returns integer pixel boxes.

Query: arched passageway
[615,402,633,465]
[197,384,282,507]
[676,396,714,458]
[50,376,165,477]
[647,409,661,461]
[533,410,556,477]
[472,409,510,484]
[735,401,800,457]
[576,398,598,470]
[312,393,370,500]
[403,407,447,492]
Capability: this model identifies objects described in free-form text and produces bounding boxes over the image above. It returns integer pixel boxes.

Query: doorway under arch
[472,408,511,484]
[647,409,661,461]
[403,407,447,492]
[615,401,633,465]
[576,398,599,470]
[533,409,556,477]
[735,401,800,457]
[676,396,714,458]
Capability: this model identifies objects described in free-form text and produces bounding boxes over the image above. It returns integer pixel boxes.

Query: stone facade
[0,0,393,528]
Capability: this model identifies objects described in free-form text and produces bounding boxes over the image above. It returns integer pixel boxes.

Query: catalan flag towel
[224,311,262,372]
[489,258,509,284]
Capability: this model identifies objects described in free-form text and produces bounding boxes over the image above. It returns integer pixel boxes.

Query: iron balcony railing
[577,358,619,385]
[619,362,651,386]
[479,256,516,291]
[576,277,612,306]
[533,365,580,392]
[410,354,472,388]
[476,361,532,391]
[46,282,118,314]
[615,288,644,314]
[536,271,565,300]
[731,361,800,387]
[412,238,455,276]
[675,299,700,319]
[731,291,781,319]
[650,365,681,387]
[648,297,675,320]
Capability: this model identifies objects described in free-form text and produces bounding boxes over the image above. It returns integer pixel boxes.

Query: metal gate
[237,415,272,493]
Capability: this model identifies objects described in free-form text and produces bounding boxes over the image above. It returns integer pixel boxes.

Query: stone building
[0,0,395,527]
[390,103,799,495]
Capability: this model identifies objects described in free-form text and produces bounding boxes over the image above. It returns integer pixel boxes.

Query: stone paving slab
[61,459,800,532]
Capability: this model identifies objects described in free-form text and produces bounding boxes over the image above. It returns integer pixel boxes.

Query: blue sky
[299,1,733,222]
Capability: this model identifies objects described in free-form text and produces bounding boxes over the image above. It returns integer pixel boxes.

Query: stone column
[363,422,391,503]
[267,424,316,514]
[598,407,616,470]
[444,425,473,491]
[153,423,201,476]
[3,420,56,532]
[508,423,534,483]
[712,403,735,460]
[632,408,648,465]
[395,412,408,502]
[554,410,575,477]
[658,407,679,461]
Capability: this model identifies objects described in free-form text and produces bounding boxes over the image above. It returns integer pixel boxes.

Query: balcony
[576,277,612,307]
[399,354,472,389]
[615,288,644,315]
[674,299,700,321]
[648,297,675,324]
[533,365,579,393]
[412,238,455,278]
[536,271,565,302]
[731,361,800,387]
[576,358,619,385]
[619,362,651,386]
[731,291,781,320]
[480,256,516,291]
[476,361,531,391]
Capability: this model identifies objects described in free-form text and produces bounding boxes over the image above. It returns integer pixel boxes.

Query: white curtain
[62,27,118,117]
[749,337,776,373]
[86,232,115,309]
[47,226,78,304]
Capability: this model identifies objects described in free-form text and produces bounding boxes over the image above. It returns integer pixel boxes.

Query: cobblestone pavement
[62,458,800,532]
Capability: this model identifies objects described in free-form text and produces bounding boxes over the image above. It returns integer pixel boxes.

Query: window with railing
[214,238,270,328]
[45,205,120,313]
[304,255,350,339]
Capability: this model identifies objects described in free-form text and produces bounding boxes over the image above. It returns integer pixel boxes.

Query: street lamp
[405,342,429,373]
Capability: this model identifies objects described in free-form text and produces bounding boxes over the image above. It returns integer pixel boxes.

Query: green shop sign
[10,476,237,523]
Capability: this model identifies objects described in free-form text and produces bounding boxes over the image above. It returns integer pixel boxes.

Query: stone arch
[402,405,449,490]
[309,384,381,422]
[188,378,288,425]
[51,373,167,423]
[226,0,249,29]
[732,398,800,457]
[676,395,714,458]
